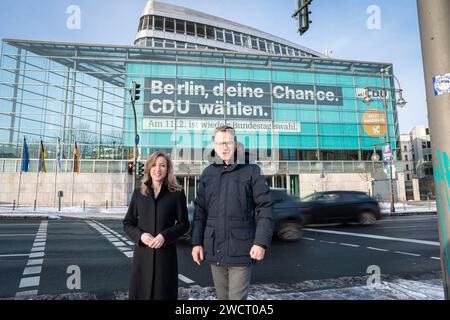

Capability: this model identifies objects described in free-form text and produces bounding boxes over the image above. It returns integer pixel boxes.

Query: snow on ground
[5,277,444,300]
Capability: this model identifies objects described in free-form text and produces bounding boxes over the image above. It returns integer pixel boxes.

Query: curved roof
[135,0,325,58]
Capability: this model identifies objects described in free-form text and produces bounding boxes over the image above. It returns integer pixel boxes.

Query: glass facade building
[0,39,400,178]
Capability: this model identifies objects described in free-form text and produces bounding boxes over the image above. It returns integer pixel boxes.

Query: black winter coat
[123,183,189,300]
[191,163,273,266]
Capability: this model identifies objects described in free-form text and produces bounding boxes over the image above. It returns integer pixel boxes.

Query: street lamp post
[364,67,407,213]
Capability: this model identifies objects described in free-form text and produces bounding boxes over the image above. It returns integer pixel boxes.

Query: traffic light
[295,0,312,35]
[130,81,141,102]
[137,162,145,180]
[127,162,134,175]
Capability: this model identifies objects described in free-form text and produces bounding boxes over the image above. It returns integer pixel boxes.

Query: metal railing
[0,158,394,175]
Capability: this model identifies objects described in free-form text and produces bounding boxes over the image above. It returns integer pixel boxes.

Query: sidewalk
[0,200,437,220]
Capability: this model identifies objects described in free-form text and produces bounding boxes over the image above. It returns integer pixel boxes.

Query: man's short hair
[213,125,236,142]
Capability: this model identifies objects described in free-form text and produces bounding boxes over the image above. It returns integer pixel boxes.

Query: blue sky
[0,0,427,133]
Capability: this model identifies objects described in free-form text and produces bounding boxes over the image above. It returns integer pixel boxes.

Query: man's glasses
[214,141,235,147]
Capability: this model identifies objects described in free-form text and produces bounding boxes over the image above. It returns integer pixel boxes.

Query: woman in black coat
[123,151,189,300]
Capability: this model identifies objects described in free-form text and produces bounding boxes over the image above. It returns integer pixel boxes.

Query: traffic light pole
[417,0,450,299]
[131,99,138,192]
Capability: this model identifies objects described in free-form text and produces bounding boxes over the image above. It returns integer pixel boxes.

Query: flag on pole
[21,137,30,172]
[56,137,62,171]
[74,141,79,174]
[39,139,46,173]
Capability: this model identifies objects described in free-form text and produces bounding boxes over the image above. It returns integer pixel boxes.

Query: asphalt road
[0,214,442,299]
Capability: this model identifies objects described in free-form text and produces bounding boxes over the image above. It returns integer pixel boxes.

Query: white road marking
[15,290,38,297]
[0,254,30,258]
[0,234,36,237]
[303,228,440,246]
[30,246,45,252]
[29,252,45,258]
[394,251,421,257]
[301,237,315,241]
[431,257,440,260]
[320,240,337,244]
[367,247,389,252]
[23,266,42,275]
[87,220,134,258]
[16,220,47,297]
[178,274,195,284]
[19,276,40,288]
[27,259,44,266]
[339,243,360,247]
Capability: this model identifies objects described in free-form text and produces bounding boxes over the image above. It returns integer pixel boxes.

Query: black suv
[298,191,381,225]
[183,188,306,242]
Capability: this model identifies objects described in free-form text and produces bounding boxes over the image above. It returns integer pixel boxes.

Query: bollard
[106,200,108,211]
[428,195,431,210]
[83,200,86,212]
[403,199,406,211]
[34,200,36,211]
[13,200,16,211]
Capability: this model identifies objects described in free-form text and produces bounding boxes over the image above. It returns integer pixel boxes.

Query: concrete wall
[0,173,132,206]
[298,173,374,198]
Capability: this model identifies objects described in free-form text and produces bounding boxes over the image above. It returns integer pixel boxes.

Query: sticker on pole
[382,144,392,163]
[433,73,450,96]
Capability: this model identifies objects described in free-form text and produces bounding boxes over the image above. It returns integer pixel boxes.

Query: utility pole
[417,0,450,299]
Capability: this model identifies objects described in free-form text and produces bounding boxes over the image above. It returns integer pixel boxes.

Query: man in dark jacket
[191,125,273,300]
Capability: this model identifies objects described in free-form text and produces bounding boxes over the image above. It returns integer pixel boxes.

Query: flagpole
[71,141,76,207]
[34,139,42,211]
[53,139,59,208]
[17,136,25,207]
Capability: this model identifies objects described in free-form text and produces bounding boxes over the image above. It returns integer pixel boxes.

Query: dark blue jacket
[191,162,273,266]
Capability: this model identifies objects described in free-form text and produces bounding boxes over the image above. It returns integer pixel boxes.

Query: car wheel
[358,212,376,225]
[277,221,303,241]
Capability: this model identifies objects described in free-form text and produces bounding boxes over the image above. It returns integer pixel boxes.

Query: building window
[196,23,205,38]
[225,30,233,44]
[165,40,175,48]
[154,16,164,31]
[233,32,242,45]
[405,155,408,161]
[426,128,430,135]
[251,36,258,49]
[154,39,164,47]
[206,25,215,39]
[404,145,407,152]
[138,17,145,31]
[186,22,195,35]
[407,174,410,181]
[281,45,287,55]
[165,18,174,32]
[176,42,186,49]
[258,39,267,52]
[422,141,426,149]
[176,20,185,34]
[406,164,409,171]
[426,141,431,148]
[242,35,250,48]
[215,28,224,41]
